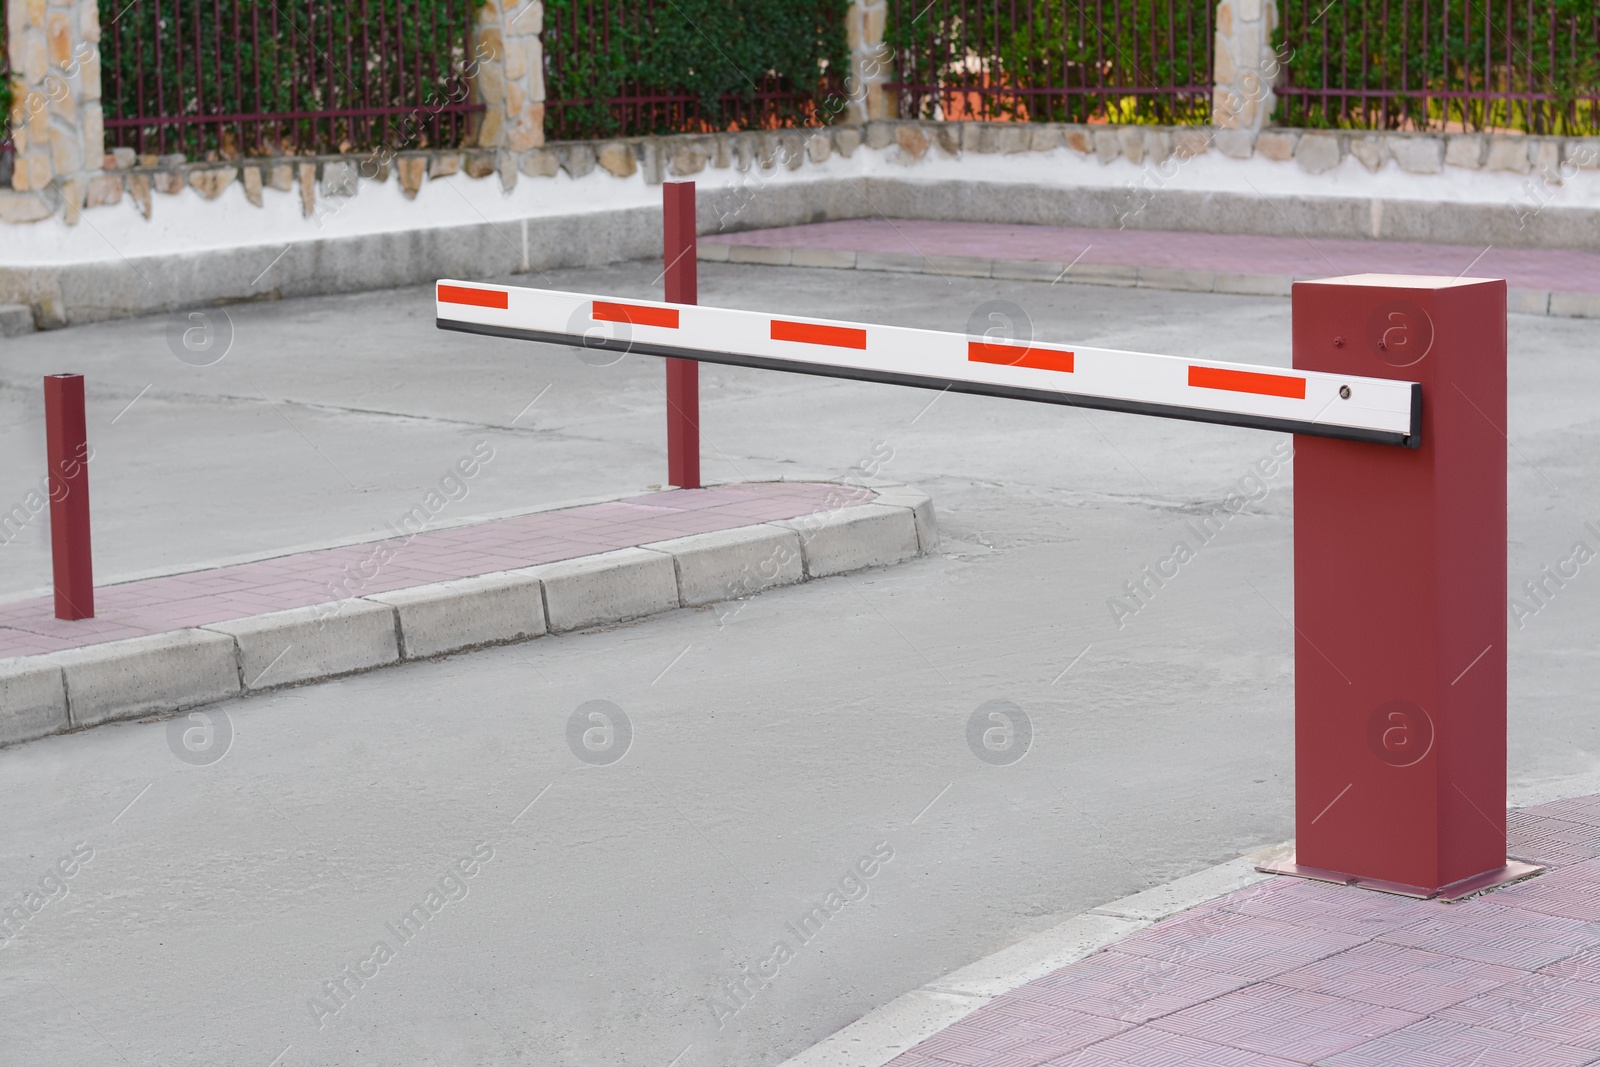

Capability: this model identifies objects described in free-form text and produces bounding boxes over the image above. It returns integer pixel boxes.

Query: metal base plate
[1255,855,1546,901]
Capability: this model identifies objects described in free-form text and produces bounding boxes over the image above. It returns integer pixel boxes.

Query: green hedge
[885,0,1214,125]
[1278,0,1600,134]
[97,0,484,158]
[543,0,850,139]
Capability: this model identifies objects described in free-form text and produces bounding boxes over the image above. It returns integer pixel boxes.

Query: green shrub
[543,0,850,139]
[1277,0,1600,134]
[885,0,1214,125]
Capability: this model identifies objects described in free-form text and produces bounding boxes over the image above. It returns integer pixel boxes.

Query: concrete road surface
[2,263,1597,1066]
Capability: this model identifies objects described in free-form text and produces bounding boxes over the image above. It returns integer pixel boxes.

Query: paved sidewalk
[884,795,1600,1066]
[0,481,866,658]
[705,220,1600,296]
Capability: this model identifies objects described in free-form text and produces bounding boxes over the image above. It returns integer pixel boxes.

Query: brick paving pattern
[705,220,1600,295]
[0,482,870,659]
[887,797,1600,1065]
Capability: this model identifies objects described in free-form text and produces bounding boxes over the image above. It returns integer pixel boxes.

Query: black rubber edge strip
[438,318,1419,449]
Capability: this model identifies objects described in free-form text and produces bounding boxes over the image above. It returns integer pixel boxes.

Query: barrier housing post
[44,373,94,620]
[663,182,700,489]
[1284,273,1525,898]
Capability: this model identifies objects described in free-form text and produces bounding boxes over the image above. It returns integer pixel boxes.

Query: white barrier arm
[436,281,1421,448]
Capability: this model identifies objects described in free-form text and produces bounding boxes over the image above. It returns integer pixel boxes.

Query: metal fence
[98,0,484,159]
[884,0,1215,124]
[1278,0,1600,134]
[540,0,846,140]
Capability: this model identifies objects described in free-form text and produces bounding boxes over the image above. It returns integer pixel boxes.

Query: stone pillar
[475,0,544,151]
[5,0,103,221]
[845,0,893,123]
[1212,0,1279,131]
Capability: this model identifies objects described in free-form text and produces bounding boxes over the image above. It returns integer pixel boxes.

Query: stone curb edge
[700,242,1600,320]
[0,486,937,748]
[774,843,1287,1067]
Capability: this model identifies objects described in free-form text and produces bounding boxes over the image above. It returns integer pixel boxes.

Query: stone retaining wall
[6,120,1598,231]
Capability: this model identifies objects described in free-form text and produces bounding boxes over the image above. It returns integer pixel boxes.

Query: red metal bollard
[663,181,701,489]
[43,373,94,620]
[1281,275,1526,898]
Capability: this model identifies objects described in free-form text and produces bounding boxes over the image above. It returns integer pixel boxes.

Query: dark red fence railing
[884,0,1215,124]
[1278,0,1600,134]
[98,0,485,159]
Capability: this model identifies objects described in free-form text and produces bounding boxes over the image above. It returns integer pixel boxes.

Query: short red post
[663,181,701,489]
[1286,275,1517,897]
[44,373,94,620]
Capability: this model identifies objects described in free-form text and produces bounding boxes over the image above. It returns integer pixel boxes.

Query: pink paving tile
[1507,811,1600,867]
[1543,946,1600,984]
[703,219,1600,295]
[582,501,678,519]
[4,619,150,643]
[892,1000,1130,1065]
[1218,877,1440,938]
[1007,951,1254,1023]
[1377,898,1600,970]
[1529,794,1600,831]
[1049,1027,1305,1066]
[903,1026,1035,1066]
[1320,1016,1599,1067]
[1436,973,1600,1049]
[1149,983,1419,1061]
[872,806,1600,1067]
[978,1000,1138,1035]
[0,629,69,656]
[603,523,700,539]
[1266,942,1523,1014]
[1110,909,1368,981]
[1483,858,1600,922]
[0,483,868,660]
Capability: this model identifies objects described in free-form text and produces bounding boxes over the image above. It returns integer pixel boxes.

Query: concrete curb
[209,600,402,692]
[777,504,921,578]
[643,524,806,607]
[0,303,33,337]
[702,242,1600,320]
[776,845,1283,1067]
[0,488,935,747]
[43,629,240,728]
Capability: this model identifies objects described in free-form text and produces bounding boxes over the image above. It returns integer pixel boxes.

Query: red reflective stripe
[593,301,680,329]
[771,320,867,350]
[438,284,508,309]
[1188,365,1306,399]
[968,341,1074,374]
